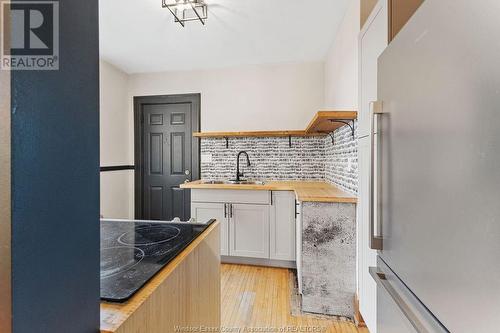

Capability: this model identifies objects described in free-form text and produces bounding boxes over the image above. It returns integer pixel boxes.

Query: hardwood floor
[221,264,370,333]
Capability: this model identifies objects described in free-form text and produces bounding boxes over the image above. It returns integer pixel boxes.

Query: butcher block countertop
[181,180,357,204]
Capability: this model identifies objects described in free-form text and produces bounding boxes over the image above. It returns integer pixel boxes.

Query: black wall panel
[10,0,100,331]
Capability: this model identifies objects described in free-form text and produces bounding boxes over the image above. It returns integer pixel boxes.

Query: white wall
[127,62,325,132]
[100,60,130,165]
[324,0,360,110]
[99,60,133,219]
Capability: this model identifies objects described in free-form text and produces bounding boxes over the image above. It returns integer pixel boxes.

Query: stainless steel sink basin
[225,180,266,185]
[200,180,265,185]
[200,180,226,185]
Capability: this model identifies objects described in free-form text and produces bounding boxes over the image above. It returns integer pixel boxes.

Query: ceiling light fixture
[162,0,208,27]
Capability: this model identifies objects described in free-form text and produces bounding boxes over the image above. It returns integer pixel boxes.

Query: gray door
[134,94,200,221]
[376,1,500,332]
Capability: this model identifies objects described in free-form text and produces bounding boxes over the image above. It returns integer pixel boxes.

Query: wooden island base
[100,222,220,333]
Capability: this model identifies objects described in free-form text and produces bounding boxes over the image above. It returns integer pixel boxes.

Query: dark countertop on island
[100,220,220,333]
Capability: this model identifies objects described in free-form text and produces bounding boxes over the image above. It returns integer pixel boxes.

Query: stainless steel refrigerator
[369,0,500,332]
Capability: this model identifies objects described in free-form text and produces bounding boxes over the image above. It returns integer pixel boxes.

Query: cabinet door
[295,201,303,294]
[358,137,378,332]
[359,0,388,138]
[191,202,229,256]
[229,204,270,259]
[270,191,296,261]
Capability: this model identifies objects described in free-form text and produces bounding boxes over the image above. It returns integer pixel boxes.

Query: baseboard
[221,256,296,269]
[354,293,367,327]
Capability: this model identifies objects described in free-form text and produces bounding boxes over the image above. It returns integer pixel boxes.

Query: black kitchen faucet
[235,151,251,182]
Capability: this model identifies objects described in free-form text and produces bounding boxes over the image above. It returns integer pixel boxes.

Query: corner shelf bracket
[329,119,355,140]
[326,132,335,145]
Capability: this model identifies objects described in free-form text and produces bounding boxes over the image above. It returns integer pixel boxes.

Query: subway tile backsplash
[200,123,358,194]
[200,136,326,181]
[324,121,358,194]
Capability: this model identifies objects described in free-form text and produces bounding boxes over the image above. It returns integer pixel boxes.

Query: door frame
[133,93,201,219]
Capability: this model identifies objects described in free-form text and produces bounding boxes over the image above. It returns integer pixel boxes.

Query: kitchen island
[100,220,220,333]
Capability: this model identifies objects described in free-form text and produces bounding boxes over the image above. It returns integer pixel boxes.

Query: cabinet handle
[369,101,384,250]
[224,203,227,218]
[230,204,233,218]
[294,200,299,218]
[270,191,273,205]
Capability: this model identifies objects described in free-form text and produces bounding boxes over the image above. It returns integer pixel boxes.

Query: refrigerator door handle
[369,101,384,250]
[370,266,430,333]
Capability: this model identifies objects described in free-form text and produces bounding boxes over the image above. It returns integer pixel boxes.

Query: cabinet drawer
[191,189,270,205]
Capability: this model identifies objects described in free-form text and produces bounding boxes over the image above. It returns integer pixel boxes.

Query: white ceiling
[99,0,350,74]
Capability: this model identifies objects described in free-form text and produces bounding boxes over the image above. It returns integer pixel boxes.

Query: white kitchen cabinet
[358,1,388,330]
[359,0,388,138]
[295,200,303,294]
[229,204,270,259]
[191,202,229,256]
[270,191,296,261]
[191,189,270,205]
[358,137,378,331]
[190,188,296,265]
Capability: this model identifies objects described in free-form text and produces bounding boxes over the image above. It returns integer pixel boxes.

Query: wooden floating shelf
[193,110,357,139]
[305,110,358,134]
[192,130,324,138]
